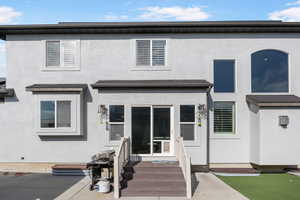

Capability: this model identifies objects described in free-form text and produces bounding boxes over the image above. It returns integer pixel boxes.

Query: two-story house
[0,21,300,173]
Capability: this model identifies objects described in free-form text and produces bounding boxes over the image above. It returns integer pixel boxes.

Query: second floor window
[214,60,235,93]
[251,49,288,93]
[46,40,80,69]
[136,40,166,66]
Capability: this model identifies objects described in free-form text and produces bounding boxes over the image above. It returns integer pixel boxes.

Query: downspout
[206,85,213,170]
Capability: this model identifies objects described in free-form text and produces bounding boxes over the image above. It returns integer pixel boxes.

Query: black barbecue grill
[87,150,115,191]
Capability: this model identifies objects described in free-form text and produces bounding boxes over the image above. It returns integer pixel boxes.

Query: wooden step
[124,166,182,174]
[121,161,186,197]
[124,172,184,181]
[127,161,179,168]
[126,179,186,189]
[121,189,186,197]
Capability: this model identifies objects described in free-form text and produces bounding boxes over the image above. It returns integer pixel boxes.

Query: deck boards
[121,161,186,197]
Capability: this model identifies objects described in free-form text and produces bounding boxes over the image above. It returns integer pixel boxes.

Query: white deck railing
[175,137,192,199]
[114,137,130,199]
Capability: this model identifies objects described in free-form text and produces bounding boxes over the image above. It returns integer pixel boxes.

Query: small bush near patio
[218,174,300,200]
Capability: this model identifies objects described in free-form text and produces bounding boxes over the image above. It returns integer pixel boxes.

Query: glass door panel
[153,107,171,155]
[132,107,151,154]
[153,108,170,140]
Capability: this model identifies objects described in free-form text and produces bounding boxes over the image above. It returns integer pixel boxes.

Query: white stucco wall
[259,108,300,165]
[249,104,260,164]
[1,33,300,165]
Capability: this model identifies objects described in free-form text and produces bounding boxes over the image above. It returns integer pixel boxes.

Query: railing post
[186,156,192,199]
[114,156,119,199]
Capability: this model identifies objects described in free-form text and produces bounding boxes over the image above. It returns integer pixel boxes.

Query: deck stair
[121,161,186,197]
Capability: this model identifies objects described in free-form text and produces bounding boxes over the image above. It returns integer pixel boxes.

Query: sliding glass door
[131,106,172,156]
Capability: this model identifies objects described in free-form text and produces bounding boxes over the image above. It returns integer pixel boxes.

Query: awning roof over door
[91,79,213,89]
[26,84,88,93]
[0,88,14,97]
[246,95,300,107]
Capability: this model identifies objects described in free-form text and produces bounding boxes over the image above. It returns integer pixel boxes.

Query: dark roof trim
[246,95,300,107]
[91,80,212,90]
[26,84,88,93]
[2,21,300,39]
[0,88,15,97]
[0,77,5,84]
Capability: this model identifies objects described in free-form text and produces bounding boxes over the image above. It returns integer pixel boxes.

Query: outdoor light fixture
[279,115,289,128]
[98,104,108,124]
[197,104,207,126]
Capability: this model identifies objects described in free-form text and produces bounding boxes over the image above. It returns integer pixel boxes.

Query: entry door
[131,106,172,156]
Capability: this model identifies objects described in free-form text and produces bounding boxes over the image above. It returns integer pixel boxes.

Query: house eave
[0,88,15,97]
[2,20,300,40]
[26,84,88,93]
[246,95,300,107]
[91,79,213,90]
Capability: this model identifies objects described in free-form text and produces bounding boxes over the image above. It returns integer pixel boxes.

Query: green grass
[217,174,300,200]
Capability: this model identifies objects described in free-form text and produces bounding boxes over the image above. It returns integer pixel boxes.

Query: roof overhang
[246,95,300,107]
[26,84,88,93]
[2,21,300,40]
[91,79,213,90]
[0,88,15,97]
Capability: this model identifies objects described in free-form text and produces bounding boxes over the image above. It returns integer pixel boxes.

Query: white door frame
[131,105,174,157]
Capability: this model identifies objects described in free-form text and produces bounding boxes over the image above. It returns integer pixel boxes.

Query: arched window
[251,50,289,93]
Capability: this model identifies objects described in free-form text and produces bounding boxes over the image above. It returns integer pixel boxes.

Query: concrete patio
[56,173,248,200]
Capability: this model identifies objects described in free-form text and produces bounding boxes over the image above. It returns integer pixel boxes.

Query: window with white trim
[214,102,235,134]
[36,94,81,136]
[136,40,166,67]
[40,100,71,129]
[180,105,195,141]
[45,40,80,69]
[109,105,124,141]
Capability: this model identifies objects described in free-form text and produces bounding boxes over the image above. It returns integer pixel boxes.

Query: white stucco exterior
[250,106,300,165]
[1,31,300,166]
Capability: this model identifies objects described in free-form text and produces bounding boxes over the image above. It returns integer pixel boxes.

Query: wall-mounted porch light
[197,104,207,126]
[279,115,289,128]
[98,104,108,124]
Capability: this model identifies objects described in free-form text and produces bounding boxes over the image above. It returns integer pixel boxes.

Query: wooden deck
[121,161,186,197]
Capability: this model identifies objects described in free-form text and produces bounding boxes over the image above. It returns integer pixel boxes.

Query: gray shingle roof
[246,95,300,107]
[26,84,88,92]
[0,88,14,97]
[91,79,212,89]
[0,77,5,84]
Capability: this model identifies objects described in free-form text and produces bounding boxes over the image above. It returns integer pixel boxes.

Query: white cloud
[0,6,22,24]
[286,0,300,6]
[138,6,210,21]
[269,7,300,21]
[102,13,129,21]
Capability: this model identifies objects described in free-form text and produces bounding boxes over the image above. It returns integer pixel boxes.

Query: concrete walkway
[56,173,248,200]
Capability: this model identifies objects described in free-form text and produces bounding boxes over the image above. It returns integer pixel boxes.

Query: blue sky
[1,0,300,76]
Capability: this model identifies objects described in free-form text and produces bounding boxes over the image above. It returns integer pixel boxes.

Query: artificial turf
[217,174,300,200]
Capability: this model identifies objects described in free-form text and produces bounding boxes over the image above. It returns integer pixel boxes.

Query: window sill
[210,134,240,140]
[41,66,81,71]
[37,128,81,136]
[130,67,171,71]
